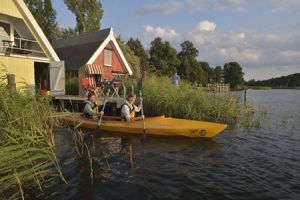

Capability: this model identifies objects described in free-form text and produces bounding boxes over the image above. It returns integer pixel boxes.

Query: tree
[64,0,104,34]
[223,62,245,88]
[126,38,148,69]
[178,40,199,59]
[24,0,58,42]
[60,27,78,38]
[149,37,180,76]
[116,36,140,79]
[191,64,208,86]
[212,66,224,83]
[199,61,211,83]
[178,41,207,85]
[247,79,256,86]
[247,73,300,87]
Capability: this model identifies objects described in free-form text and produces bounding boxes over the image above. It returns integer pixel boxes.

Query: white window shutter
[50,61,65,95]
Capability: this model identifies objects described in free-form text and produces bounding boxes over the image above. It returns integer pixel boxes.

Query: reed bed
[0,82,65,200]
[65,74,79,95]
[139,75,263,127]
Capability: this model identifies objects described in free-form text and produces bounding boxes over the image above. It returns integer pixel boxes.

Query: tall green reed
[139,75,265,127]
[65,74,79,95]
[0,81,65,200]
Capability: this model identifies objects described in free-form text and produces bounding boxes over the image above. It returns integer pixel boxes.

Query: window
[14,29,21,48]
[0,21,11,42]
[104,49,112,66]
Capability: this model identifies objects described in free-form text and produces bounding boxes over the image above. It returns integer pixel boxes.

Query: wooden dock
[52,95,126,112]
[206,83,230,92]
[53,95,125,103]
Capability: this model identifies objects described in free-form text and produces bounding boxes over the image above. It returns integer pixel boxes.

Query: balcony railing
[0,34,46,58]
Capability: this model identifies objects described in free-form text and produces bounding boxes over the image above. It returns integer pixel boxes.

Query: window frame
[104,48,112,66]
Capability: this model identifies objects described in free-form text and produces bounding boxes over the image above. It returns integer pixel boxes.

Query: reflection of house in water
[0,0,65,95]
[53,28,132,96]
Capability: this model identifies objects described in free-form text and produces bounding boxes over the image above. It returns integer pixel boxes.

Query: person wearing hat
[83,91,104,119]
[121,91,144,122]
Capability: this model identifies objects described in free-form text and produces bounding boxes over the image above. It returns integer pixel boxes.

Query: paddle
[97,88,110,128]
[139,90,146,141]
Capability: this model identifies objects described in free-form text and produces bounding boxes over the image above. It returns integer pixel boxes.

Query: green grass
[138,75,265,127]
[0,80,65,200]
[65,74,79,95]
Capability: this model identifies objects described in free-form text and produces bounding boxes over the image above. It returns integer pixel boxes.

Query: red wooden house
[53,27,132,94]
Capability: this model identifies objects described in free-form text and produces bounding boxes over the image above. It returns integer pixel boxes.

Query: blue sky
[52,0,300,80]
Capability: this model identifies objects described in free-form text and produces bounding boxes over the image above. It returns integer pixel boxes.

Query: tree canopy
[212,66,224,83]
[126,38,148,69]
[24,0,58,42]
[178,41,207,85]
[116,36,141,79]
[64,0,103,35]
[149,37,180,76]
[247,73,300,87]
[223,62,245,88]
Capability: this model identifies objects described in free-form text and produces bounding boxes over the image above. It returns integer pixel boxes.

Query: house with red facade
[52,27,132,95]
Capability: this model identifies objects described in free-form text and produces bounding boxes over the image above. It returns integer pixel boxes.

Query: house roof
[14,0,60,61]
[54,42,101,71]
[52,28,111,49]
[52,28,132,75]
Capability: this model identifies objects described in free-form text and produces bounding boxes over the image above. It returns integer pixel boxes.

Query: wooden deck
[52,95,126,112]
[53,95,125,103]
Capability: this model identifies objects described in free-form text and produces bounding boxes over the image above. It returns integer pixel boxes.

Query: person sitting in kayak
[83,91,104,119]
[121,92,144,122]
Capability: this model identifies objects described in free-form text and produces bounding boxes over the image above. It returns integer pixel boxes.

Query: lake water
[40,89,300,200]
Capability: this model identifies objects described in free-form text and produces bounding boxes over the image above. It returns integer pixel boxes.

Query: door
[34,62,50,91]
[50,61,65,96]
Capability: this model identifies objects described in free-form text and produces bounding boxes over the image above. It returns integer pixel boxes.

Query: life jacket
[121,101,135,120]
[84,100,98,119]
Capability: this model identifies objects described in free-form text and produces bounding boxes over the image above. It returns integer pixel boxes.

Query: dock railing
[206,83,230,92]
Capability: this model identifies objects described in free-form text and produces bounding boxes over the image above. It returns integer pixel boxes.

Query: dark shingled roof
[52,28,111,71]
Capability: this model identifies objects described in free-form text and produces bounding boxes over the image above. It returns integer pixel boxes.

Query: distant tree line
[127,37,245,88]
[247,73,300,87]
[25,0,245,88]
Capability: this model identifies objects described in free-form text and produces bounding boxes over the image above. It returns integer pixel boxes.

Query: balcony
[0,34,46,58]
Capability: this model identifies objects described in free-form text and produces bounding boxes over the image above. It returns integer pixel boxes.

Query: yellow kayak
[60,113,227,138]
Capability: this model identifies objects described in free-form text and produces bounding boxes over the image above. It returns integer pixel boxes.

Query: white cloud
[135,2,300,81]
[134,0,300,18]
[184,0,207,11]
[215,0,246,11]
[278,50,300,62]
[265,0,300,11]
[231,32,246,41]
[185,20,300,80]
[218,48,261,62]
[135,1,182,16]
[185,0,246,11]
[197,20,217,32]
[135,0,248,16]
[142,25,181,42]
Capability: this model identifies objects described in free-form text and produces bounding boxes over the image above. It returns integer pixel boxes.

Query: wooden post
[244,88,247,103]
[7,74,16,93]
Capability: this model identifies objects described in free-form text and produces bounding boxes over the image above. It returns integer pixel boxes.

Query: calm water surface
[48,89,300,200]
